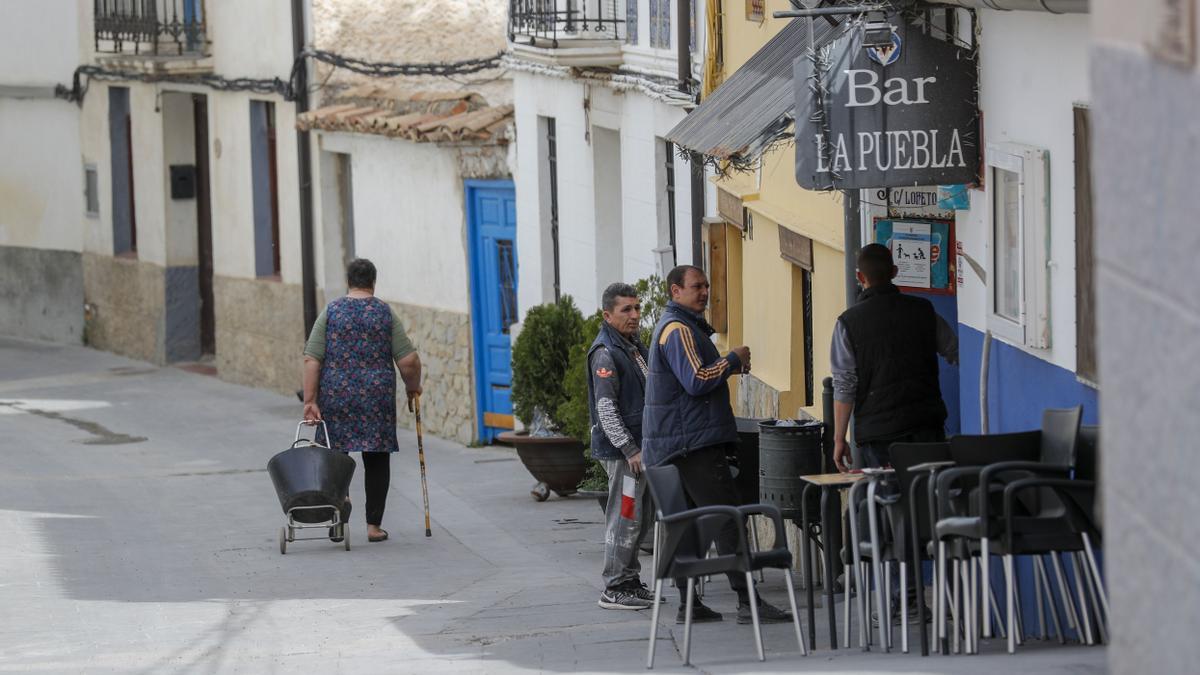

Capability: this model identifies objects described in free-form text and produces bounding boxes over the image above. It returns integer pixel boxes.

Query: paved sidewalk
[0,337,1106,673]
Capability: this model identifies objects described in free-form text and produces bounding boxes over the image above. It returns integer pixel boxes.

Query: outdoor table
[799,472,862,650]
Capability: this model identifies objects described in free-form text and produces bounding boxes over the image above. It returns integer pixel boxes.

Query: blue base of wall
[956,324,1099,433]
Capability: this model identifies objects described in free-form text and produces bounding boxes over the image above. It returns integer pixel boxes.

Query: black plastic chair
[933,406,1084,653]
[998,424,1106,650]
[644,465,806,667]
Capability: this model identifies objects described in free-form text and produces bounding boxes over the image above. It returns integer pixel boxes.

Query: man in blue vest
[589,283,657,610]
[642,265,793,625]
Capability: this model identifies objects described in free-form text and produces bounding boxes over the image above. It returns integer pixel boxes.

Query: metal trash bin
[758,419,824,518]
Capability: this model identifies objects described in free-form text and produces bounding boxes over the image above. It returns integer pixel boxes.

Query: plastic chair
[644,465,806,667]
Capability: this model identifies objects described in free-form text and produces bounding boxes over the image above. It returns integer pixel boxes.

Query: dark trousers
[361,452,390,526]
[670,443,750,605]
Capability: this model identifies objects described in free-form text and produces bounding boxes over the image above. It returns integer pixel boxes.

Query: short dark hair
[666,264,704,291]
[346,258,377,289]
[856,244,894,285]
[602,282,639,312]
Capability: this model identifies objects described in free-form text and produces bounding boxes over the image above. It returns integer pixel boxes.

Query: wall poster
[873,218,955,295]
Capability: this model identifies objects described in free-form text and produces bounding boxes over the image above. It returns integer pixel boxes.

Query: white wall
[0,0,82,85]
[318,132,470,314]
[0,0,84,252]
[513,71,694,316]
[210,2,295,79]
[955,10,1090,372]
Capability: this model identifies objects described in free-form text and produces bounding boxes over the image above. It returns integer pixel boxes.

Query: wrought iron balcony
[509,0,624,48]
[94,0,208,57]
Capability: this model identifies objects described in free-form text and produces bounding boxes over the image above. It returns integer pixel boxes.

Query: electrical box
[170,165,197,200]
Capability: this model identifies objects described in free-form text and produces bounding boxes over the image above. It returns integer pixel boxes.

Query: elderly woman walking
[302,258,422,543]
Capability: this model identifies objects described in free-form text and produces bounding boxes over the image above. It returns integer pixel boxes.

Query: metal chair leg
[843,552,853,648]
[647,578,664,669]
[683,577,695,665]
[967,558,977,654]
[1034,554,1048,640]
[866,480,889,652]
[1035,555,1065,644]
[980,537,992,638]
[952,558,961,654]
[937,540,947,650]
[1050,551,1081,636]
[1005,554,1016,654]
[1082,533,1111,626]
[1071,552,1095,645]
[1080,551,1109,645]
[746,572,765,661]
[651,520,661,588]
[784,567,809,656]
[847,480,869,649]
[900,560,909,654]
[884,560,893,649]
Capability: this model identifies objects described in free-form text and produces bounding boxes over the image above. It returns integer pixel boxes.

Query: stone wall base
[83,253,165,363]
[386,301,476,445]
[0,246,84,344]
[213,275,305,396]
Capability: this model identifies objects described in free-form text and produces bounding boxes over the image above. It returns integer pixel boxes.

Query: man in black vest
[642,265,793,625]
[831,243,958,472]
[588,283,656,610]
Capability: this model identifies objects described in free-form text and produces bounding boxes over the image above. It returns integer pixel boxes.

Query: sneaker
[628,582,666,604]
[737,599,793,625]
[599,587,653,610]
[676,601,723,624]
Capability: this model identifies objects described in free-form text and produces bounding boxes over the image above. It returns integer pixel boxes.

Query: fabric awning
[666,17,844,167]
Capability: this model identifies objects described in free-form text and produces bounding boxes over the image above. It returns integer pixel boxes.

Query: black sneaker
[737,599,792,624]
[599,587,652,610]
[676,601,723,624]
[628,582,666,604]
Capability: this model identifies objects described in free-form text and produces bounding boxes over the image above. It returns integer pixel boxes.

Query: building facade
[507,0,702,319]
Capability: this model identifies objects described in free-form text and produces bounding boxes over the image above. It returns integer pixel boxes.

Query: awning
[666,17,844,167]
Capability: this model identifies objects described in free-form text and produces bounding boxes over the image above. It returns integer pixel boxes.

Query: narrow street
[0,337,1103,673]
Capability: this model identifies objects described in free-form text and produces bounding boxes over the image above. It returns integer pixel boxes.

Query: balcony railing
[95,0,208,56]
[509,1,624,47]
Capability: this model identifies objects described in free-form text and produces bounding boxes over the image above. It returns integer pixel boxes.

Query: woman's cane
[410,394,432,537]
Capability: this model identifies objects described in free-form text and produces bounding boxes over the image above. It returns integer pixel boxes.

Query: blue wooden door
[467,181,518,442]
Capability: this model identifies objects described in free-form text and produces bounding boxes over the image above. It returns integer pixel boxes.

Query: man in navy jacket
[642,265,792,625]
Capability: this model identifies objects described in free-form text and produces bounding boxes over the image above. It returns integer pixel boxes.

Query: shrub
[510,295,584,429]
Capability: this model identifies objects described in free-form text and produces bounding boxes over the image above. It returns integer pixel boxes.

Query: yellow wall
[713,0,848,420]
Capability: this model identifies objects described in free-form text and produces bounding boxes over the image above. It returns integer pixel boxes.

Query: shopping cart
[267,421,356,554]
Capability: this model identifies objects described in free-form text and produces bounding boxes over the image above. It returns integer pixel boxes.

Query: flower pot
[498,430,587,500]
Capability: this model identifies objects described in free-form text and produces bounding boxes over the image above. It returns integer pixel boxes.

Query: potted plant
[500,296,589,501]
[557,310,608,504]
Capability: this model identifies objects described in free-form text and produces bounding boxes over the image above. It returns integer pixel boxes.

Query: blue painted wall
[956,324,1099,434]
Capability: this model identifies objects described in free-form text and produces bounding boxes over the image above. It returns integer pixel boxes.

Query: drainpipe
[292,0,317,335]
[843,190,861,308]
[678,0,705,265]
[924,0,1088,12]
